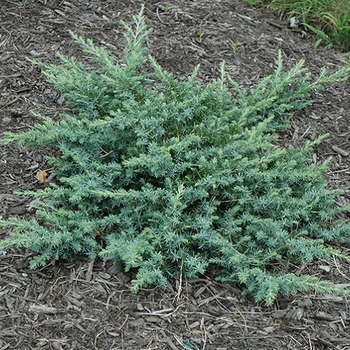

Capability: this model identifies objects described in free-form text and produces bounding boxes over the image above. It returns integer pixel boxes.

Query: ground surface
[1,0,350,349]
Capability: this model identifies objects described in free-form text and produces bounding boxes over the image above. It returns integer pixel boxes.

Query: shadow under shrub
[1,7,350,305]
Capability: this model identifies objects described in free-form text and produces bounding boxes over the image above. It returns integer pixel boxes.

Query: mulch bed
[1,0,350,349]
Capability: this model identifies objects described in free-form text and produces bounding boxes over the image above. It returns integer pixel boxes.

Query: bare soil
[1,0,350,349]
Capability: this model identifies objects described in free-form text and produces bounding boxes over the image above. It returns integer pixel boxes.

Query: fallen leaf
[36,170,49,183]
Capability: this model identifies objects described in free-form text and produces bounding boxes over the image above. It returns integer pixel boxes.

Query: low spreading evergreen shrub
[1,7,350,304]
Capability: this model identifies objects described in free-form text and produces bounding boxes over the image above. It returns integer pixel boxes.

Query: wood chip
[145,315,160,323]
[312,311,337,321]
[64,295,84,308]
[332,145,349,157]
[29,304,58,314]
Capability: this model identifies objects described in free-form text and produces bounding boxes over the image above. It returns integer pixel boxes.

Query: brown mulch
[1,0,350,349]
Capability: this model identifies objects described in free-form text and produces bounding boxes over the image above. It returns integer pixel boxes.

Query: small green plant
[322,9,350,52]
[165,4,173,12]
[198,25,204,42]
[1,6,350,305]
[303,22,333,49]
[229,39,240,51]
[249,0,350,52]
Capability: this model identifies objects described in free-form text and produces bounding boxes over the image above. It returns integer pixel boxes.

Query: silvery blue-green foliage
[1,6,350,305]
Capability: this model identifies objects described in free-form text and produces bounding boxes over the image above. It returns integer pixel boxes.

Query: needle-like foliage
[1,6,350,305]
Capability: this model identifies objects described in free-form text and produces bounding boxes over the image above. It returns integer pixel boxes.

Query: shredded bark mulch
[1,0,350,349]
